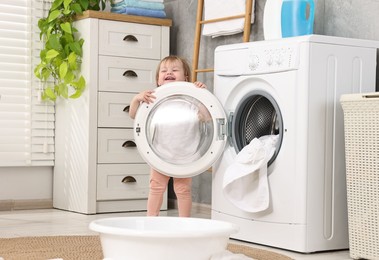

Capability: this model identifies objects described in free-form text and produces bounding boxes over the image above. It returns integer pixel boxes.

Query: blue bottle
[281,0,315,37]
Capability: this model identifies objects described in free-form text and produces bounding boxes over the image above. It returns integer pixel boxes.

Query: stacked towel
[110,0,166,18]
[202,0,255,38]
[139,0,163,2]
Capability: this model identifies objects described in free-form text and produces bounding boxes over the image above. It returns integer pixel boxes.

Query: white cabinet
[53,11,171,214]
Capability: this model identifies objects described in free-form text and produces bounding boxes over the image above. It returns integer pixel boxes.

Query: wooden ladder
[192,0,254,82]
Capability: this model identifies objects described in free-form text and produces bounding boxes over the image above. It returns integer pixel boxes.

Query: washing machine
[211,35,379,253]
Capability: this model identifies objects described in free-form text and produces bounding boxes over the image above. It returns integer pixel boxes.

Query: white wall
[0,167,53,200]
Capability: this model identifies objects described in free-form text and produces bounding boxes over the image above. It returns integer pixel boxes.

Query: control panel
[247,43,299,74]
[214,41,300,76]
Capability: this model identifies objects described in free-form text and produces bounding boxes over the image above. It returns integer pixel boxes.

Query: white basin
[89,216,238,260]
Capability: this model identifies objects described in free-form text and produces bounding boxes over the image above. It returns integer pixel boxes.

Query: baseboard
[0,199,53,211]
[0,198,209,214]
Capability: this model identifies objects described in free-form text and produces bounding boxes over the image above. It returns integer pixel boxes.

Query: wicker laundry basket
[340,92,379,260]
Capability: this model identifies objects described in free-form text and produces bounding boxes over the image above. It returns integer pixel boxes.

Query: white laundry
[150,100,201,164]
[223,135,279,213]
[202,0,255,38]
[211,250,255,260]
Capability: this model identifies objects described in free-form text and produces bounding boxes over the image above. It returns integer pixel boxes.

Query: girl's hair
[155,55,192,85]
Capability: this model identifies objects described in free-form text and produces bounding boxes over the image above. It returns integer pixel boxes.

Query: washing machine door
[133,82,227,177]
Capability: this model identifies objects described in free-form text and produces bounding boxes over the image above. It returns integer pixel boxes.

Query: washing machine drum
[232,93,283,165]
[133,82,227,178]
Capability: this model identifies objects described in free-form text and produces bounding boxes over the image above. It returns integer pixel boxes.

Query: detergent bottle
[263,0,283,40]
[281,0,315,37]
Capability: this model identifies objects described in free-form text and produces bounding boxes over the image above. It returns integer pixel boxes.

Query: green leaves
[71,3,83,14]
[70,76,86,98]
[59,62,68,79]
[48,10,61,22]
[47,34,62,50]
[60,22,72,34]
[34,0,107,101]
[68,52,78,69]
[46,49,60,60]
[64,0,73,9]
[44,87,57,101]
[51,0,64,11]
[69,42,82,56]
[79,0,89,10]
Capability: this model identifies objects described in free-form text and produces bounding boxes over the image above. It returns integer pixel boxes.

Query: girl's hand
[136,90,156,104]
[129,90,156,119]
[193,81,207,88]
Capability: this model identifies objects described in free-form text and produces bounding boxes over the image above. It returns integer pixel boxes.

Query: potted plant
[34,0,107,101]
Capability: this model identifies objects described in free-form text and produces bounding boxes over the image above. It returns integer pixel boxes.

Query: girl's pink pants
[147,168,192,217]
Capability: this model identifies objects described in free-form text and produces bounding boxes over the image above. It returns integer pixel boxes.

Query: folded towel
[202,0,255,38]
[110,0,124,5]
[111,0,164,10]
[223,135,279,213]
[111,6,166,18]
[111,5,129,11]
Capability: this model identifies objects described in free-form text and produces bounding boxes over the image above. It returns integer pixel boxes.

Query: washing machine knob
[267,56,273,66]
[249,54,259,70]
[276,55,283,65]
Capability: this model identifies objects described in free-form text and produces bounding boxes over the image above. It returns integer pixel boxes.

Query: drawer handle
[123,35,138,42]
[122,140,136,148]
[123,105,130,113]
[123,70,138,78]
[122,176,137,183]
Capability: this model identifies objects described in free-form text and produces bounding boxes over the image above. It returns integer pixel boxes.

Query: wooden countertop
[76,10,172,27]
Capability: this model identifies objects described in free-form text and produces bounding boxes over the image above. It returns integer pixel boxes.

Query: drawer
[98,92,135,127]
[99,19,161,59]
[97,164,150,200]
[98,128,145,163]
[98,56,159,93]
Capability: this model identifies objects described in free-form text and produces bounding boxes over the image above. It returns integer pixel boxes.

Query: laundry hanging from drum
[223,135,278,213]
[202,0,255,38]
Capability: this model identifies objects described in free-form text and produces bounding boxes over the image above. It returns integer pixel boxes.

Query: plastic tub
[89,216,239,260]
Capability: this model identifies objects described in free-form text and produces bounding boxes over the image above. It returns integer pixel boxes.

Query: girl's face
[157,60,188,86]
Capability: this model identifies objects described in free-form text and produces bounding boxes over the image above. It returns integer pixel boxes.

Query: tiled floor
[0,208,352,260]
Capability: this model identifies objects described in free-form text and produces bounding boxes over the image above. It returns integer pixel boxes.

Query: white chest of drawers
[53,11,171,214]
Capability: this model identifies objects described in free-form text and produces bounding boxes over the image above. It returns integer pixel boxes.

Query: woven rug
[0,235,293,260]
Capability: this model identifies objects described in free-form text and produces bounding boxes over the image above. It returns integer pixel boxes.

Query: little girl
[129,55,206,217]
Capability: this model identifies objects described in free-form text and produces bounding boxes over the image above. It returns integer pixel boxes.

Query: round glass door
[134,82,227,177]
[146,95,213,165]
